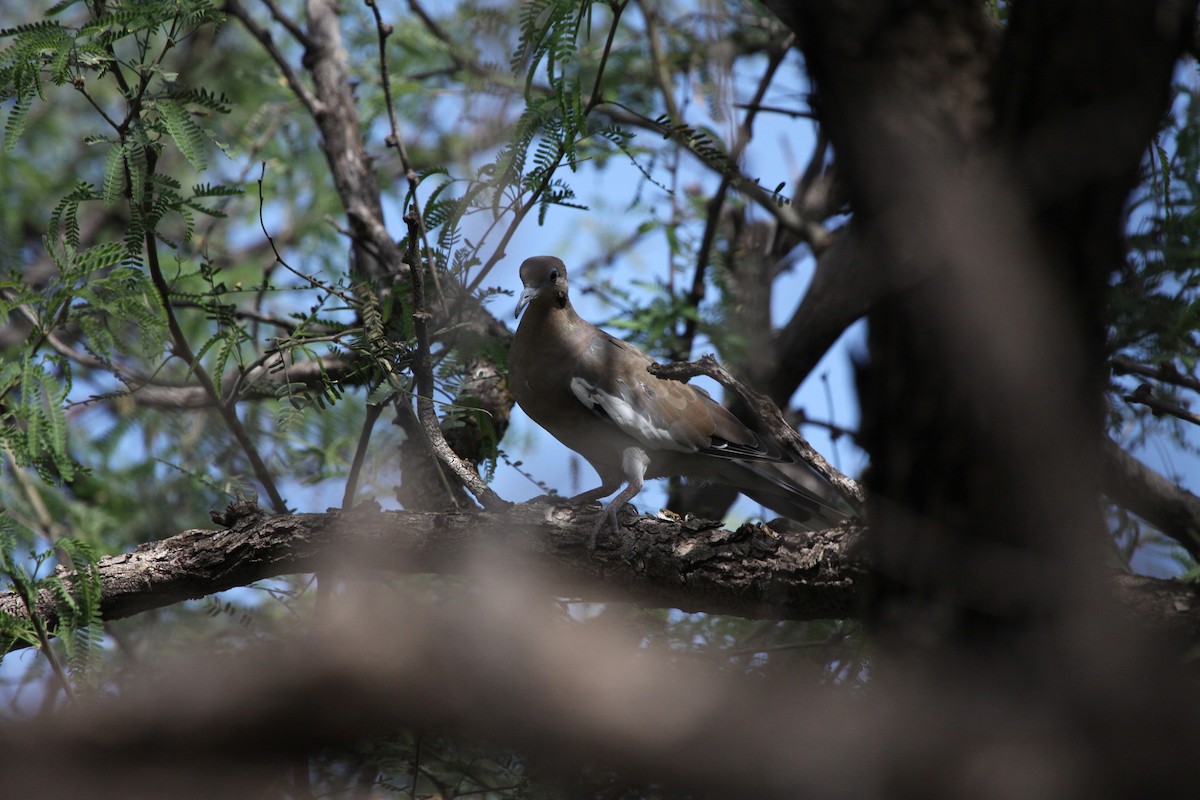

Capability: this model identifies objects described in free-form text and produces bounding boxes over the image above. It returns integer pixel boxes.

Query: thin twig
[145,214,290,514]
[5,567,77,705]
[341,403,385,509]
[637,0,681,124]
[732,101,816,119]
[225,0,322,116]
[680,34,793,358]
[365,0,444,303]
[462,0,629,297]
[257,163,358,306]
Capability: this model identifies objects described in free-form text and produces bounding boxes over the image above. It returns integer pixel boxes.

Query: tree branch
[3,503,1196,652]
[225,0,322,116]
[404,214,506,509]
[1101,437,1200,560]
[1124,382,1200,427]
[1112,355,1200,394]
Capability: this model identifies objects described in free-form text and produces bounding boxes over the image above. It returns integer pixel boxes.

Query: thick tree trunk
[769,0,1195,648]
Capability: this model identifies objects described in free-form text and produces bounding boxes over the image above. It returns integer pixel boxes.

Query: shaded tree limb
[2,503,1196,653]
[768,223,881,402]
[772,0,1196,651]
[1101,437,1200,560]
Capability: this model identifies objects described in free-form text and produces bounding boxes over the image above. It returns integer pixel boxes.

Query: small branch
[341,403,385,509]
[650,355,865,509]
[256,0,313,49]
[225,0,322,116]
[405,213,506,510]
[5,566,77,705]
[585,0,628,114]
[791,407,860,444]
[732,101,816,119]
[367,0,444,303]
[637,0,682,125]
[145,230,290,514]
[1112,356,1200,394]
[681,34,793,357]
[1100,437,1200,561]
[1124,383,1200,427]
[407,0,492,80]
[168,301,321,335]
[367,0,415,179]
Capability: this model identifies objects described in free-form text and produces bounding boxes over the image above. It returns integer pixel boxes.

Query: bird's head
[515,256,569,319]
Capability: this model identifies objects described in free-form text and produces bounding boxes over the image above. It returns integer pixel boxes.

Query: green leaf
[158,98,207,172]
[3,89,32,152]
[72,241,125,276]
[101,143,127,207]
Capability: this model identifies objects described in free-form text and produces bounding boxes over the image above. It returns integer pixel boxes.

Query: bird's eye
[549,268,559,281]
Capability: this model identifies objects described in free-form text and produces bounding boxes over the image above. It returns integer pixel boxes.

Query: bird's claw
[585,503,622,552]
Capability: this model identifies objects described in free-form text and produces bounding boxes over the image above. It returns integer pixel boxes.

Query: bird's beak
[515,286,537,319]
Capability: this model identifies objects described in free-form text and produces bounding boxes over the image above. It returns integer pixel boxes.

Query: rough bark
[3,503,1197,651]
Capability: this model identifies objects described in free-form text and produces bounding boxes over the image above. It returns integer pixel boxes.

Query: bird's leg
[571,481,620,504]
[587,447,649,550]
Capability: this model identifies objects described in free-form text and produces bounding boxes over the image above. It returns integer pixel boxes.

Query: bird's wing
[568,329,788,462]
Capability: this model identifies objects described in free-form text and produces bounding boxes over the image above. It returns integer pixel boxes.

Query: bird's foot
[585,502,623,552]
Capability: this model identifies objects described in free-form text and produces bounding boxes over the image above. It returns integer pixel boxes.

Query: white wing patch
[569,376,695,454]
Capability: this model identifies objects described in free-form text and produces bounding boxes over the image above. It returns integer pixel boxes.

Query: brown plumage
[509,255,848,547]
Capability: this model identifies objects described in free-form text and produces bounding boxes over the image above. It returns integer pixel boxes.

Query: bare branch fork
[403,212,507,509]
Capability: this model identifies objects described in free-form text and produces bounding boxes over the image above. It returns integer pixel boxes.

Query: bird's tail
[736,460,852,528]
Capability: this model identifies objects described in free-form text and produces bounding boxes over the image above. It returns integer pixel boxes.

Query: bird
[509,255,850,548]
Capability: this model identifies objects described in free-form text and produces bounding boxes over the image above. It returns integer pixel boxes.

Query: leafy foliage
[0,515,104,692]
[1113,85,1200,449]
